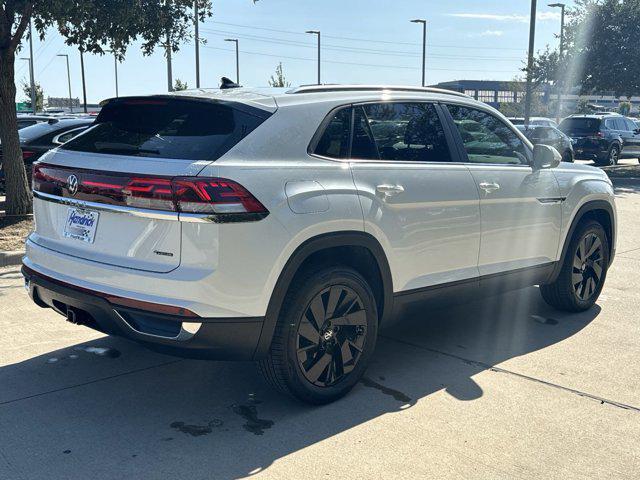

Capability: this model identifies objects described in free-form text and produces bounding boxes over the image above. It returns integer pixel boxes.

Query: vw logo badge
[67,175,79,196]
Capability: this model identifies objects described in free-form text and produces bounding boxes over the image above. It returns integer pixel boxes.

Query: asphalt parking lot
[1,181,639,479]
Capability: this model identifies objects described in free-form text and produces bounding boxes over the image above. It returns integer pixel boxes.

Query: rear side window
[313,107,351,159]
[612,118,627,130]
[358,103,451,162]
[624,118,637,131]
[62,98,269,161]
[559,118,601,134]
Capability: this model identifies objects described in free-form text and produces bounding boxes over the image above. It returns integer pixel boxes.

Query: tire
[540,220,610,312]
[258,265,378,404]
[599,144,620,166]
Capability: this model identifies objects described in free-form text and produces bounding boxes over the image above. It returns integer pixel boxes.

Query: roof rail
[286,84,470,98]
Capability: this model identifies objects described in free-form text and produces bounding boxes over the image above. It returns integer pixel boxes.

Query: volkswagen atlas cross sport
[22,85,617,404]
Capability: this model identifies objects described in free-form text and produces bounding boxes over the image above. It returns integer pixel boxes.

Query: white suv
[23,85,616,404]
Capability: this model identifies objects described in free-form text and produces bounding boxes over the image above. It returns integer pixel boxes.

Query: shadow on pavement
[0,286,600,479]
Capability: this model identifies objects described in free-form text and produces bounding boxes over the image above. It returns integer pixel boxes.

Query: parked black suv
[515,124,574,162]
[559,114,640,165]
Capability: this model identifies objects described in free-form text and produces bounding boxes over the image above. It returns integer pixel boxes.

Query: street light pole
[57,54,73,113]
[28,19,36,113]
[105,50,119,97]
[224,38,240,84]
[524,0,538,127]
[79,50,88,113]
[194,0,200,88]
[20,58,36,112]
[306,30,321,85]
[411,19,427,87]
[549,3,566,123]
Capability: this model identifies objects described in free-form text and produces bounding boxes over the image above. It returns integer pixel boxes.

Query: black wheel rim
[296,285,367,388]
[572,233,605,301]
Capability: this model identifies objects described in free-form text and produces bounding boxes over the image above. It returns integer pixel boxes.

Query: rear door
[346,101,481,292]
[31,96,272,273]
[443,103,562,276]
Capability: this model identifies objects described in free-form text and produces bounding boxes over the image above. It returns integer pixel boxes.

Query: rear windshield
[62,98,270,161]
[559,118,601,135]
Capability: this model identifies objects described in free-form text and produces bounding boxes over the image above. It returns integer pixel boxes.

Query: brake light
[32,164,268,220]
[22,150,35,160]
[123,178,174,210]
[173,178,268,214]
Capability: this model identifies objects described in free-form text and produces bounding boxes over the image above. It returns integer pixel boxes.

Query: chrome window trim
[52,126,90,145]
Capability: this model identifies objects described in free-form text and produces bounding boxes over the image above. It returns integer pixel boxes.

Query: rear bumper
[572,141,608,161]
[22,264,264,360]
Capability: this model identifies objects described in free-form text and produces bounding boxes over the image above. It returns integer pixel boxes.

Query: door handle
[479,182,500,193]
[376,184,405,199]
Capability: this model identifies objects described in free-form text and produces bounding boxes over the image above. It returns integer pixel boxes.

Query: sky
[13,0,574,104]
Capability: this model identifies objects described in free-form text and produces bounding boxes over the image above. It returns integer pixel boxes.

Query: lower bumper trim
[22,264,264,360]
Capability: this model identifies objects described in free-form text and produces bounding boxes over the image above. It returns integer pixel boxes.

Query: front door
[444,104,562,276]
[348,102,481,292]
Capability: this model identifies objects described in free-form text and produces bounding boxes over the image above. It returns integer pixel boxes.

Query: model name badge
[153,250,174,257]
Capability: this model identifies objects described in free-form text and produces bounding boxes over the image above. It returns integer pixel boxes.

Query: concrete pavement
[0,185,639,479]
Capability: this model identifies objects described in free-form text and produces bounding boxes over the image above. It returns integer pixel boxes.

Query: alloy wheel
[296,285,367,387]
[609,147,619,165]
[572,233,605,301]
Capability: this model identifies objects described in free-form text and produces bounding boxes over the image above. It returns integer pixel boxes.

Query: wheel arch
[547,199,615,284]
[253,231,394,359]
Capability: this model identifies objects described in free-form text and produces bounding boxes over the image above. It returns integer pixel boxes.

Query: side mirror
[532,144,561,170]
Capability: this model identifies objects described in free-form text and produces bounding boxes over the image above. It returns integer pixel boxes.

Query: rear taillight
[173,178,268,214]
[588,132,604,140]
[32,164,268,220]
[22,150,35,161]
[123,178,174,210]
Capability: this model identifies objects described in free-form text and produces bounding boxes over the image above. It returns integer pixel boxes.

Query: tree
[575,97,593,114]
[268,62,290,87]
[0,1,213,215]
[548,0,640,97]
[20,78,43,111]
[174,78,188,91]
[497,78,552,118]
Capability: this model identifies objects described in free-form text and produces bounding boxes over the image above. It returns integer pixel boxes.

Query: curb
[0,250,24,268]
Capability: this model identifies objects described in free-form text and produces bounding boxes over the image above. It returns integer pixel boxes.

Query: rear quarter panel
[184,103,366,317]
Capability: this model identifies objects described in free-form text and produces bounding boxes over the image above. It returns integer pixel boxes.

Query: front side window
[352,102,451,162]
[313,107,351,159]
[447,104,530,165]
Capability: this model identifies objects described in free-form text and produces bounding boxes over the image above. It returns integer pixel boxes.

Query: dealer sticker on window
[63,207,99,243]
